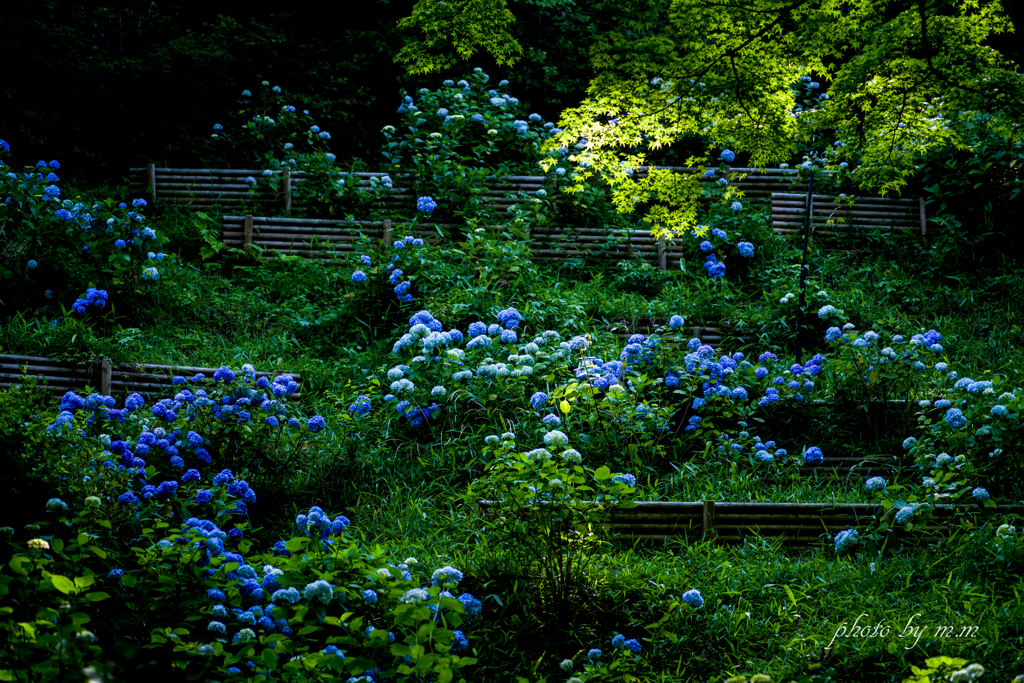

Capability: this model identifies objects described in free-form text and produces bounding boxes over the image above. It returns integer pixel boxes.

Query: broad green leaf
[51,575,76,594]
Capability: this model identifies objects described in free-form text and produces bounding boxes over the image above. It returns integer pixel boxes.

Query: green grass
[2,198,1023,682]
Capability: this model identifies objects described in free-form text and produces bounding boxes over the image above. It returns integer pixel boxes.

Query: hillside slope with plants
[1,62,1023,683]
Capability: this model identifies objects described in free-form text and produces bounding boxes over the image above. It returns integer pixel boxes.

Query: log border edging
[0,355,302,402]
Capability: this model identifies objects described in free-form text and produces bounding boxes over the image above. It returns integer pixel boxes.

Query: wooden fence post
[702,500,716,537]
[657,234,667,270]
[283,171,292,215]
[243,215,253,253]
[382,219,392,246]
[100,360,112,396]
[146,163,157,203]
[918,197,927,239]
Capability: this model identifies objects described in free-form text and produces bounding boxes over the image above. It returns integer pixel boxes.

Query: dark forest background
[2,0,615,182]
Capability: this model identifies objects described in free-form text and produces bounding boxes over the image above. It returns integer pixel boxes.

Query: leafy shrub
[205,82,333,169]
[468,430,636,609]
[0,145,172,319]
[612,259,671,295]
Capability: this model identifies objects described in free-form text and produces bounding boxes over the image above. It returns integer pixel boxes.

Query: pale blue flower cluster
[834,528,858,554]
[865,476,887,492]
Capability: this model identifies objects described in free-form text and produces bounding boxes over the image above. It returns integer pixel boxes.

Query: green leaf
[261,648,278,670]
[85,592,111,602]
[8,557,27,577]
[51,575,76,594]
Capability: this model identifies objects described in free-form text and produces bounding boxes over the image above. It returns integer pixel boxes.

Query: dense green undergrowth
[2,74,1023,683]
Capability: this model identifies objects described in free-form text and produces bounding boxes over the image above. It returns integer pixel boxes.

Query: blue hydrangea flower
[611,634,626,648]
[972,487,989,500]
[117,492,139,506]
[865,476,886,492]
[731,201,742,212]
[308,415,326,432]
[803,446,823,465]
[352,270,367,283]
[699,240,714,253]
[213,366,235,383]
[417,196,438,214]
[530,392,548,410]
[431,565,464,586]
[737,242,754,257]
[944,408,967,429]
[834,528,858,554]
[720,149,736,163]
[895,506,914,524]
[681,588,704,607]
[244,176,256,184]
[304,579,334,603]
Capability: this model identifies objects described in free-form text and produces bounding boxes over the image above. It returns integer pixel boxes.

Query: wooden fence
[603,323,733,348]
[129,165,804,213]
[481,500,1020,547]
[0,355,100,397]
[0,355,301,402]
[771,193,928,239]
[223,215,686,268]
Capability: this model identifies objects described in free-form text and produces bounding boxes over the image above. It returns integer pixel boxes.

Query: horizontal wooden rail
[0,355,301,403]
[0,355,100,396]
[479,500,1021,547]
[601,323,735,348]
[130,165,806,215]
[224,215,684,269]
[771,193,928,239]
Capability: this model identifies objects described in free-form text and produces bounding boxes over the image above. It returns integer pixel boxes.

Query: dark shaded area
[2,0,417,181]
[1,0,610,184]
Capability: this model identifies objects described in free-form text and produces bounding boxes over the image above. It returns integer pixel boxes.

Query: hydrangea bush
[382,308,581,437]
[205,82,333,169]
[0,144,171,314]
[3,502,482,682]
[818,322,1022,547]
[39,364,321,513]
[0,365,490,681]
